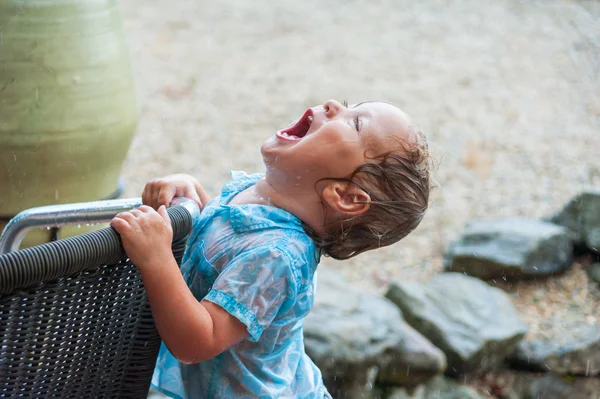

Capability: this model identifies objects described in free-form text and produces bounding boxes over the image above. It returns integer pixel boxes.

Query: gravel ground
[117,0,600,342]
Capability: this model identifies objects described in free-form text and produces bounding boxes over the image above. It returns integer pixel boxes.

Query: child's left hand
[110,205,174,269]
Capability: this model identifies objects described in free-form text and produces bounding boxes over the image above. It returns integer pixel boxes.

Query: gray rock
[385,273,528,375]
[376,318,449,387]
[510,323,600,376]
[550,190,600,250]
[526,374,600,399]
[525,375,574,399]
[388,376,483,399]
[589,263,600,284]
[443,218,573,280]
[304,268,446,396]
[465,371,600,399]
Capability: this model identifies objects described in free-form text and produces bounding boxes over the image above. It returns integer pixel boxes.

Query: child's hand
[142,174,210,210]
[110,205,174,269]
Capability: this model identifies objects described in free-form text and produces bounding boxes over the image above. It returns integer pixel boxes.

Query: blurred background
[119,0,599,283]
[117,3,600,384]
[115,0,599,396]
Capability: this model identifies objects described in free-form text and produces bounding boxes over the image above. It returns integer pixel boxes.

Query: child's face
[261,100,412,187]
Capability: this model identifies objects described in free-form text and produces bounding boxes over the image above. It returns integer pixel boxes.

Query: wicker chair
[0,200,198,398]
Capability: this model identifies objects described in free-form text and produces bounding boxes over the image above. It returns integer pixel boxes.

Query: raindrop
[586,359,590,376]
[85,224,90,227]
[46,227,50,230]
[533,266,539,270]
[77,224,81,229]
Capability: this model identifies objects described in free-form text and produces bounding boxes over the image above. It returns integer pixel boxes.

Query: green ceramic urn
[0,0,138,248]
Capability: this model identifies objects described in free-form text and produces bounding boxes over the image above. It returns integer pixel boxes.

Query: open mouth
[276,109,314,141]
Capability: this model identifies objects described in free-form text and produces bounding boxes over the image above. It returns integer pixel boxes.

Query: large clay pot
[0,0,138,248]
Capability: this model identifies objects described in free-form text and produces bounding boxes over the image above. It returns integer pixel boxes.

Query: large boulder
[385,273,528,375]
[388,376,483,399]
[550,190,600,250]
[443,218,573,280]
[303,268,446,398]
[509,323,600,376]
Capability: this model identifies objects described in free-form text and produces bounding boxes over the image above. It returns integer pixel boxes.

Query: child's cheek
[325,144,364,177]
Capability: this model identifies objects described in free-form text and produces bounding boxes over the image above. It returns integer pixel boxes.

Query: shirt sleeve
[203,245,296,342]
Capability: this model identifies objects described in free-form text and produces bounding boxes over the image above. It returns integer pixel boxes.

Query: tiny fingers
[109,216,130,233]
[183,186,203,208]
[157,205,172,226]
[142,179,162,208]
[142,184,151,206]
[157,186,176,208]
[114,211,135,221]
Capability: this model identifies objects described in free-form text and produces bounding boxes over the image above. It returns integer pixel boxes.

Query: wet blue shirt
[151,171,328,399]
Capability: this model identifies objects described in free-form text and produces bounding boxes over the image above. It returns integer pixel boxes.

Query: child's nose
[323,99,344,118]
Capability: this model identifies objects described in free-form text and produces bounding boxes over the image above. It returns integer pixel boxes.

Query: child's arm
[142,174,213,210]
[110,205,248,364]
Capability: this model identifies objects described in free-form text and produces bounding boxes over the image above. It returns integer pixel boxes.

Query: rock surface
[388,376,483,399]
[465,371,600,399]
[589,263,600,284]
[510,323,600,376]
[550,190,600,250]
[443,218,573,280]
[386,273,528,375]
[303,268,446,396]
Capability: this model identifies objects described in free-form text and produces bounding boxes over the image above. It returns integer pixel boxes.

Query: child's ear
[322,182,370,217]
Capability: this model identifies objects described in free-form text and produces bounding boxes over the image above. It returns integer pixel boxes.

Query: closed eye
[354,116,361,132]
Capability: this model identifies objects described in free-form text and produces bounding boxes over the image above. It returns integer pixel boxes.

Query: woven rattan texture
[0,206,191,398]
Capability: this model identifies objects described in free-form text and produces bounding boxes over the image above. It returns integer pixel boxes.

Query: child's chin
[260,142,280,163]
[260,138,275,153]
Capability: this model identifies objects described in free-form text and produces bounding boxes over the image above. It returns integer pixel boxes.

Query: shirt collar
[218,171,306,234]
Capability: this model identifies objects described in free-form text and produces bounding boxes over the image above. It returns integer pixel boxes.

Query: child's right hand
[110,205,174,270]
[142,174,210,210]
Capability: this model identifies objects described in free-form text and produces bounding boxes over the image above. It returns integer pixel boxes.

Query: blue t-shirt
[151,171,329,399]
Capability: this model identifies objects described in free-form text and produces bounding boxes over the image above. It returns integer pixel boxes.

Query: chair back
[0,204,195,398]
